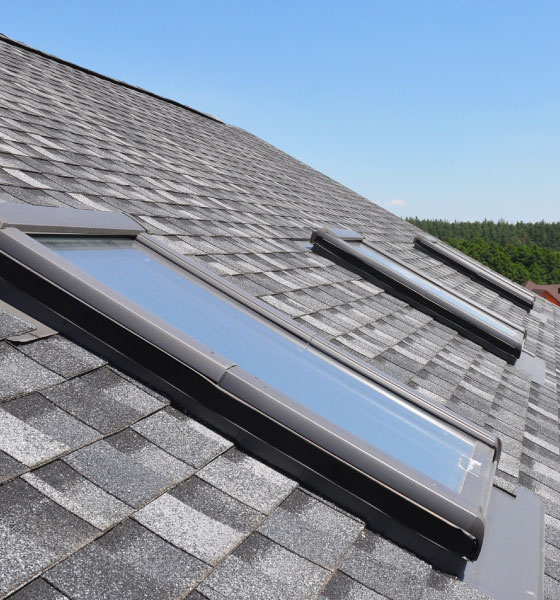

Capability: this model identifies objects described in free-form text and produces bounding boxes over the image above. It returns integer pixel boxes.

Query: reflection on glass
[39,236,475,491]
[352,243,522,341]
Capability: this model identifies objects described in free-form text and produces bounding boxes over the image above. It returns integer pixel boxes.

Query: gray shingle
[64,429,193,508]
[545,513,560,549]
[0,342,62,401]
[19,335,106,378]
[42,367,164,434]
[132,406,232,468]
[545,541,560,581]
[198,448,297,513]
[45,520,209,600]
[22,460,132,530]
[420,571,493,600]
[0,448,26,483]
[0,406,70,467]
[6,578,70,600]
[544,573,560,600]
[319,572,385,600]
[0,478,97,597]
[258,489,363,569]
[1,393,100,463]
[186,592,210,600]
[198,533,330,600]
[135,476,262,565]
[0,307,33,340]
[340,531,431,600]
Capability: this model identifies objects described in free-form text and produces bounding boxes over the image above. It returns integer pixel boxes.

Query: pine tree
[407,218,560,284]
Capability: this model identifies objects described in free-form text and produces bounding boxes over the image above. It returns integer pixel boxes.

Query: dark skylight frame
[310,228,526,364]
[0,205,501,569]
[414,233,535,311]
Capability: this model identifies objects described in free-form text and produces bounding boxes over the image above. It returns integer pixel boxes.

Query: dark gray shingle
[6,578,70,600]
[198,448,297,513]
[0,342,62,401]
[135,476,263,565]
[198,533,330,600]
[42,367,164,434]
[0,448,25,483]
[319,572,385,600]
[44,520,209,600]
[64,429,193,507]
[258,489,363,569]
[132,406,232,468]
[340,531,431,600]
[22,460,132,530]
[19,335,106,378]
[0,478,97,597]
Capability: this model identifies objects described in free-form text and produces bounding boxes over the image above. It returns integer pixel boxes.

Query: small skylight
[310,228,526,364]
[0,205,501,568]
[414,234,535,311]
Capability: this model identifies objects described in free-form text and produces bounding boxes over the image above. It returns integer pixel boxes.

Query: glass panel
[352,243,522,342]
[39,236,476,491]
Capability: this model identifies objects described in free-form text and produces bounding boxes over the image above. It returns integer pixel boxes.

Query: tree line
[407,218,560,285]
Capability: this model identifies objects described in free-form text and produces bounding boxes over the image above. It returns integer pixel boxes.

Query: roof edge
[0,33,224,125]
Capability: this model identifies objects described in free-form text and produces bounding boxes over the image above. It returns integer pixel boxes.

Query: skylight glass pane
[417,236,534,302]
[352,243,522,341]
[40,236,476,491]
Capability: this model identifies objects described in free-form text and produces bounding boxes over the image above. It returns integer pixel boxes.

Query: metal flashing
[516,351,547,385]
[463,486,544,600]
[0,204,145,236]
[530,308,549,324]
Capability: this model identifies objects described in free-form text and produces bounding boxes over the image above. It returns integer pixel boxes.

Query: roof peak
[0,33,224,125]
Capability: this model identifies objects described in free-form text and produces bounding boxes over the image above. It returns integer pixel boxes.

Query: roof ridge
[0,33,224,125]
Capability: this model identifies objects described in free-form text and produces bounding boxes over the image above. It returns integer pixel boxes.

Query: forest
[407,219,560,285]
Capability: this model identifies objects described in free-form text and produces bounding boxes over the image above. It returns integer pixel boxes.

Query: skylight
[310,228,526,364]
[40,236,474,492]
[0,205,500,568]
[414,234,535,311]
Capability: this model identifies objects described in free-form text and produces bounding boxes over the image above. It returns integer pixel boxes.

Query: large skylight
[40,236,474,492]
[0,205,500,566]
[311,228,525,364]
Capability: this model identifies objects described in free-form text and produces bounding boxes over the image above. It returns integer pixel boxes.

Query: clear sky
[2,1,559,222]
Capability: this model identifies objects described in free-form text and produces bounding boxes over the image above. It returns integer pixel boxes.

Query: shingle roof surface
[0,35,557,599]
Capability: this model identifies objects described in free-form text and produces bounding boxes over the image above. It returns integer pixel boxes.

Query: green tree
[407,218,560,285]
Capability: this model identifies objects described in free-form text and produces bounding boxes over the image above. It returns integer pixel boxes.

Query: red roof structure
[525,280,560,307]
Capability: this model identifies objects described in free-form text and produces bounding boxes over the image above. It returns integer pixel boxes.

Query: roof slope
[0,35,558,599]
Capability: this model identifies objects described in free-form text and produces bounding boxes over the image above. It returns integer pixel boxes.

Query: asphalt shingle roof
[0,34,557,599]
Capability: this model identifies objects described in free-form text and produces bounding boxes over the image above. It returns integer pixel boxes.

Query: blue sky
[2,1,559,222]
